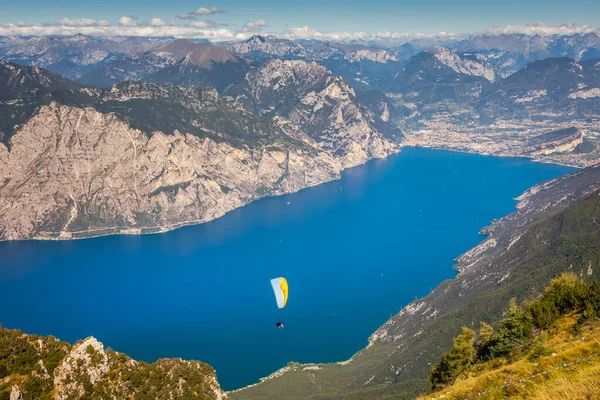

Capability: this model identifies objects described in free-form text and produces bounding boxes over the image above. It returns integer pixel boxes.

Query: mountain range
[1,29,600,400]
[77,39,252,90]
[0,54,398,241]
[2,33,600,241]
[0,34,171,80]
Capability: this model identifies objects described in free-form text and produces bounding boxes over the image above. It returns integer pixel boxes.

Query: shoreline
[226,148,584,394]
[0,143,584,395]
[0,145,586,243]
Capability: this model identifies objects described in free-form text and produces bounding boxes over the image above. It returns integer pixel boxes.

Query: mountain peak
[247,35,267,43]
[155,39,243,68]
[422,46,497,81]
[62,33,91,43]
[425,45,449,55]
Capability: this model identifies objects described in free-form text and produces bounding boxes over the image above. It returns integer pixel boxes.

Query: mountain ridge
[0,59,399,241]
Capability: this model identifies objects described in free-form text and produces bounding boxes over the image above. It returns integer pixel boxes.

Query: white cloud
[481,22,599,37]
[0,23,237,41]
[193,7,223,15]
[1,21,597,43]
[150,18,166,27]
[56,17,111,27]
[176,13,195,20]
[118,16,138,27]
[243,19,267,32]
[190,20,217,28]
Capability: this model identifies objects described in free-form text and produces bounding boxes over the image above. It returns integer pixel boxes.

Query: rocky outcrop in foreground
[0,328,225,399]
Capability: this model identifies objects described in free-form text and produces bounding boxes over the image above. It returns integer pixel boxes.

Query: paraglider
[270,277,288,328]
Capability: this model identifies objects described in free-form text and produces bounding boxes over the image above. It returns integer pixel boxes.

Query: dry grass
[510,360,600,400]
[419,316,600,400]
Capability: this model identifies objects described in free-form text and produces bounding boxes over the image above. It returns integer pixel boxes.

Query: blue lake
[0,147,576,390]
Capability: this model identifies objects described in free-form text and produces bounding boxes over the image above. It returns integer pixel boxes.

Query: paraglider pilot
[271,277,288,329]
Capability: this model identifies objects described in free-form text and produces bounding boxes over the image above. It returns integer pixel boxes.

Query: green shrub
[430,327,476,388]
[432,273,600,390]
[483,299,533,359]
[528,341,553,361]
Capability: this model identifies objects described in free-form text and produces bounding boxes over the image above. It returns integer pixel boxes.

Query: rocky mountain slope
[3,35,598,168]
[231,165,600,399]
[456,31,600,75]
[479,56,600,120]
[388,50,600,167]
[0,328,225,399]
[390,46,499,105]
[78,39,251,90]
[225,35,407,91]
[0,59,85,143]
[228,58,400,167]
[226,35,401,65]
[0,60,399,241]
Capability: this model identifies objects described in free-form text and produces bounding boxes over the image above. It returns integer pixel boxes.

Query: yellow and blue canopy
[270,277,288,309]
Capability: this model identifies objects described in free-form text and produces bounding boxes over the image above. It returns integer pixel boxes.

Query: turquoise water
[0,148,575,390]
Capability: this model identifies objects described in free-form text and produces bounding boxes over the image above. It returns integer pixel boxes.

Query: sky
[1,0,600,41]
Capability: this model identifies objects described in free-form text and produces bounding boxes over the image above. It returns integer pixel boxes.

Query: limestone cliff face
[0,102,341,240]
[0,58,402,241]
[522,127,583,156]
[231,59,400,168]
[0,328,225,399]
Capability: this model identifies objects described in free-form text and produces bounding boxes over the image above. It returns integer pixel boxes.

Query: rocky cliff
[0,102,341,240]
[229,59,400,168]
[0,60,401,241]
[0,328,225,399]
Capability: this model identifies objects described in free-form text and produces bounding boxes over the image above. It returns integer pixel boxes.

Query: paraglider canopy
[270,277,288,308]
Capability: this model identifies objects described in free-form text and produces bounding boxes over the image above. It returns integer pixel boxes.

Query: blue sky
[1,0,599,40]
[3,0,600,33]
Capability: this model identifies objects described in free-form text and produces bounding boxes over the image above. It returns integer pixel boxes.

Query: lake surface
[0,148,575,390]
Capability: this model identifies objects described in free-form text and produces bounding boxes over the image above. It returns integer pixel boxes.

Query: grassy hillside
[421,275,600,399]
[422,315,600,399]
[232,190,600,399]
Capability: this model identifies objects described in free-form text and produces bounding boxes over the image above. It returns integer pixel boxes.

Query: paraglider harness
[275,321,284,329]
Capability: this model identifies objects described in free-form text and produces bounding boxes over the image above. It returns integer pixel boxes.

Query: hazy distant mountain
[226,35,309,62]
[479,56,600,119]
[78,39,251,90]
[226,35,408,91]
[390,46,499,104]
[454,32,600,75]
[0,34,169,80]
